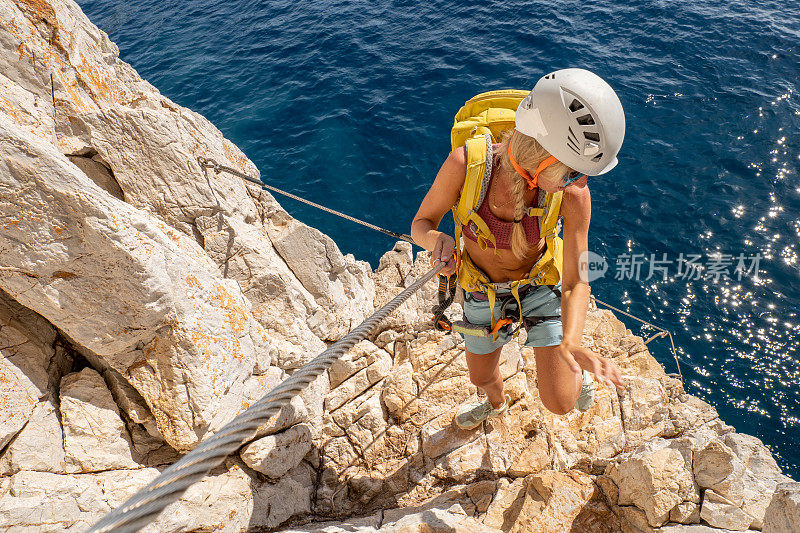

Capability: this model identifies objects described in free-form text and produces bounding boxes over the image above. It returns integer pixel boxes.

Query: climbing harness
[197,157,413,244]
[432,273,458,332]
[441,283,562,341]
[87,263,445,533]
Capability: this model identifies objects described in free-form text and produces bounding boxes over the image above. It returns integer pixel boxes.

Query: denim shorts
[460,282,563,354]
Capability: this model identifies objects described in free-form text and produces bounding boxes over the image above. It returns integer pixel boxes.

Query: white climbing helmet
[515,68,626,176]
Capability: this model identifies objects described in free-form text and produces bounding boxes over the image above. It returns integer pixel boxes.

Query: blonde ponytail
[494,129,571,260]
[509,171,529,261]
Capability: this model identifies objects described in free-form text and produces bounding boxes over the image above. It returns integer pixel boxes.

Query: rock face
[59,368,139,472]
[0,1,795,532]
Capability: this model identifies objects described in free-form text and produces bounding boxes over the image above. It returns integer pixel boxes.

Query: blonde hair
[493,130,571,260]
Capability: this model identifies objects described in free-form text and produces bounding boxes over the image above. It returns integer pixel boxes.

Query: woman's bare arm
[559,184,592,348]
[558,184,624,388]
[410,147,466,275]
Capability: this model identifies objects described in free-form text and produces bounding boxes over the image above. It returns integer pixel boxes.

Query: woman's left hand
[556,342,625,390]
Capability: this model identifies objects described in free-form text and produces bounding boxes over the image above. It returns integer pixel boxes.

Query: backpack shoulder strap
[452,134,497,252]
[454,134,490,223]
[524,189,563,238]
[539,190,563,238]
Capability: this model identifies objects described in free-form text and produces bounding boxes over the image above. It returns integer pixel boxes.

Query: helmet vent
[576,114,596,126]
[569,99,584,112]
[584,131,600,142]
[567,127,581,153]
[568,126,579,143]
[591,152,604,162]
[545,73,556,80]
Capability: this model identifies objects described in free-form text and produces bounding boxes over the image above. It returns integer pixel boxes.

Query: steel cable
[592,296,682,382]
[197,157,414,244]
[88,263,443,533]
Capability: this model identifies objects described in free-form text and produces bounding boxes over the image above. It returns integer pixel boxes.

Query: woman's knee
[538,387,576,415]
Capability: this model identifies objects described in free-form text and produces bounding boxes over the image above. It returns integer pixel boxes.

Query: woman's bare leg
[533,345,583,415]
[465,347,506,408]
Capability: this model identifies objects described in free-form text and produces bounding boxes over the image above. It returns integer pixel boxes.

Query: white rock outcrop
[764,482,800,533]
[240,424,313,479]
[59,368,139,472]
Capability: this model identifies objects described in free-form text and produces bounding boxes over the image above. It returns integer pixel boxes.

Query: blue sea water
[76,0,800,478]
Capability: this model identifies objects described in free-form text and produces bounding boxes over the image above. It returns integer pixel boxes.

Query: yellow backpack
[449,90,565,331]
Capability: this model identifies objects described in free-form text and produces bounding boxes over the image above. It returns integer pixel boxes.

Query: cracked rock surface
[0,1,797,532]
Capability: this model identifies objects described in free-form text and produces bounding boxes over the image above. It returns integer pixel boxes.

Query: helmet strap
[532,155,559,186]
[507,132,558,190]
[507,138,535,189]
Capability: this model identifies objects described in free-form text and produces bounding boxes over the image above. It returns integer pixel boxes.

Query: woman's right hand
[431,233,457,276]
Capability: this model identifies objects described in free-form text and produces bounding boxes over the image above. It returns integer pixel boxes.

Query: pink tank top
[462,160,540,250]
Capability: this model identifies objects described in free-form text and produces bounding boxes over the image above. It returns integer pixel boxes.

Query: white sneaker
[575,370,596,412]
[454,396,509,430]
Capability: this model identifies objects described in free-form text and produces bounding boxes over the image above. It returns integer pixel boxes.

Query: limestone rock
[240,424,312,479]
[300,365,331,424]
[271,219,375,341]
[466,480,497,513]
[0,400,66,475]
[483,477,533,530]
[145,464,311,532]
[0,347,44,450]
[669,501,701,524]
[656,526,740,533]
[101,366,161,438]
[381,361,419,422]
[618,377,670,448]
[667,394,718,435]
[722,432,783,480]
[284,505,500,532]
[377,241,414,278]
[691,435,785,528]
[421,409,482,460]
[0,293,54,449]
[0,0,276,243]
[0,468,160,532]
[484,471,600,532]
[195,212,326,367]
[609,447,697,527]
[206,367,309,439]
[59,368,139,472]
[483,405,552,477]
[763,482,800,533]
[371,250,452,334]
[693,439,744,499]
[524,470,600,532]
[381,505,500,532]
[329,340,392,390]
[325,341,391,412]
[67,154,124,200]
[283,514,381,532]
[0,113,275,451]
[700,490,752,531]
[432,435,493,483]
[0,461,308,531]
[327,387,387,467]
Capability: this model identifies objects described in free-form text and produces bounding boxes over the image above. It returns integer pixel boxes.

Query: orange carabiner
[489,317,514,336]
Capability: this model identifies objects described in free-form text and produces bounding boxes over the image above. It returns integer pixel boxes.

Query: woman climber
[411,68,626,429]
